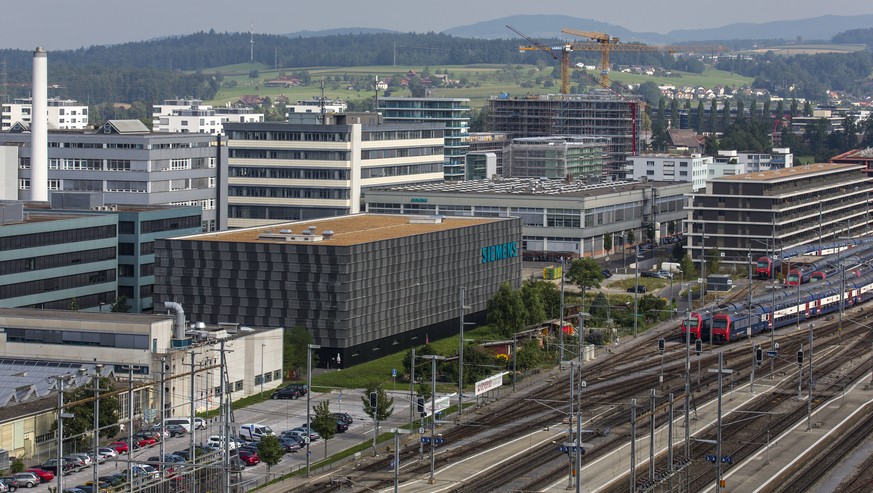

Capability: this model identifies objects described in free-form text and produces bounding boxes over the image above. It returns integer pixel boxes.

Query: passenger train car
[755,236,873,279]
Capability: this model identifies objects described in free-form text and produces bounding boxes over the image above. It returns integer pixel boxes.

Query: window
[235,380,243,391]
[646,170,655,175]
[273,370,282,380]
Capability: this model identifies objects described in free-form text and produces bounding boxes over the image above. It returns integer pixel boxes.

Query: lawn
[199,62,755,109]
[307,325,509,393]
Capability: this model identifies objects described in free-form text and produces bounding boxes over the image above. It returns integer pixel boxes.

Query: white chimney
[31,47,48,201]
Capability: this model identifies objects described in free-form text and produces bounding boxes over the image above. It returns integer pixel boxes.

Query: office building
[366,179,690,259]
[505,136,606,179]
[626,154,711,191]
[377,97,470,180]
[468,132,509,177]
[0,120,228,230]
[223,117,444,228]
[1,97,89,131]
[154,214,521,367]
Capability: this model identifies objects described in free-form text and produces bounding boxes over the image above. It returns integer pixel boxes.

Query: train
[682,268,873,343]
[787,244,873,286]
[755,236,873,279]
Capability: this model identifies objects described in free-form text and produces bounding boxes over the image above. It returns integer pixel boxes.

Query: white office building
[714,148,793,172]
[1,97,89,131]
[152,99,264,134]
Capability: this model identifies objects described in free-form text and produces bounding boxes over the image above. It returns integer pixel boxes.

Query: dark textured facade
[154,214,521,367]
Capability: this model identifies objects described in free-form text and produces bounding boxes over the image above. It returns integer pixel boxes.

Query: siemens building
[154,214,521,367]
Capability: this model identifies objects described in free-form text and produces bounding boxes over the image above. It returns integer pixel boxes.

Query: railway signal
[797,350,804,366]
[755,347,764,366]
[695,339,703,355]
[370,391,378,409]
[658,338,666,353]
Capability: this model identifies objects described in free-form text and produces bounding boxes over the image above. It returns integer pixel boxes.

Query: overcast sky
[7,0,873,50]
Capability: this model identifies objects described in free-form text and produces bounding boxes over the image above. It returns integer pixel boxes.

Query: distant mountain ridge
[443,13,873,44]
[285,27,398,38]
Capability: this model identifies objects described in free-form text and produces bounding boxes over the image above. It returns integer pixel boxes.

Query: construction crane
[561,28,728,88]
[507,25,572,95]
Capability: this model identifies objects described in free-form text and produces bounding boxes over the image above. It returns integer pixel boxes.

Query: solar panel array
[0,360,106,407]
[380,178,646,196]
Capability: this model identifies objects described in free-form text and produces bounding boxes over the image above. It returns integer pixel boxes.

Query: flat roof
[371,178,684,198]
[0,308,171,324]
[174,214,505,246]
[712,162,863,182]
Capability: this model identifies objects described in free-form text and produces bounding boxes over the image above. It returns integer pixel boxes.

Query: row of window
[362,129,443,141]
[230,149,350,161]
[228,130,350,142]
[228,205,348,220]
[169,198,215,211]
[230,167,350,180]
[0,269,116,300]
[0,247,116,276]
[361,146,443,160]
[360,162,442,178]
[0,225,116,252]
[229,186,350,200]
[4,327,148,350]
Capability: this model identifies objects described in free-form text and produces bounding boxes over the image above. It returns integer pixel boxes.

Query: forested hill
[0,31,542,72]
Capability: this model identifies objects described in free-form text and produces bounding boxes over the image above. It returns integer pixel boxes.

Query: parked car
[640,271,658,278]
[39,458,75,476]
[62,455,86,471]
[97,475,126,488]
[285,383,308,396]
[70,453,92,467]
[131,434,157,447]
[655,270,673,279]
[237,449,260,466]
[270,387,301,400]
[277,437,302,453]
[330,412,353,425]
[600,269,613,278]
[289,427,320,441]
[136,430,162,443]
[146,426,170,439]
[25,469,53,483]
[280,430,309,444]
[626,285,647,293]
[12,473,40,488]
[0,477,19,492]
[165,424,187,437]
[334,419,349,433]
[194,418,208,430]
[108,441,129,454]
[97,447,118,460]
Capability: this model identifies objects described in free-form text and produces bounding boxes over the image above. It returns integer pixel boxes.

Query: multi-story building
[0,308,283,461]
[0,119,228,231]
[377,97,470,180]
[505,136,606,179]
[465,152,497,180]
[625,153,712,191]
[366,179,691,259]
[152,98,264,134]
[468,132,509,176]
[286,97,347,117]
[1,97,89,131]
[714,148,793,172]
[26,194,203,312]
[831,148,873,177]
[685,163,873,270]
[222,115,444,228]
[155,214,521,367]
[0,202,117,311]
[488,90,641,179]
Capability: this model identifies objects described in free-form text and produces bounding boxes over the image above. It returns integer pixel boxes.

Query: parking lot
[25,387,414,491]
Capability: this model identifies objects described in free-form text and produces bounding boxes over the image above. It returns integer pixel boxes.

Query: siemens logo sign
[481,242,518,264]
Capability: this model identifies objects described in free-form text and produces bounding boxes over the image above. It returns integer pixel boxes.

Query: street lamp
[391,428,411,493]
[306,344,321,477]
[91,364,104,490]
[422,355,446,484]
[260,344,265,397]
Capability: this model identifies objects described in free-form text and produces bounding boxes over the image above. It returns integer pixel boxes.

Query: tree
[709,99,718,133]
[310,401,337,459]
[721,98,731,131]
[706,247,721,275]
[531,280,562,319]
[486,282,526,337]
[735,99,745,121]
[519,280,546,325]
[10,457,24,474]
[284,326,312,380]
[672,240,686,263]
[861,115,873,148]
[256,435,285,473]
[110,296,130,313]
[803,100,813,117]
[695,100,705,133]
[403,344,437,383]
[361,383,394,422]
[670,98,680,129]
[636,81,662,106]
[680,253,696,278]
[52,376,120,450]
[566,258,604,312]
[68,298,79,311]
[248,70,260,79]
[603,234,612,253]
[589,292,610,320]
[627,229,636,246]
[515,338,543,372]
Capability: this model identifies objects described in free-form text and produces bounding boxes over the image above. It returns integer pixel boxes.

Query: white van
[206,435,238,450]
[165,418,192,433]
[239,423,274,442]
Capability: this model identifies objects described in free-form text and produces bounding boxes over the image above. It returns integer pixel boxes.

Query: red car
[26,468,54,482]
[134,436,157,448]
[109,441,129,454]
[238,449,260,466]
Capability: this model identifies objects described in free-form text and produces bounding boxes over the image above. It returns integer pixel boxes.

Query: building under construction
[488,90,641,179]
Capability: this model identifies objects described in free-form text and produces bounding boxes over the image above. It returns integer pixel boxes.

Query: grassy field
[306,325,509,392]
[743,44,867,56]
[201,62,754,109]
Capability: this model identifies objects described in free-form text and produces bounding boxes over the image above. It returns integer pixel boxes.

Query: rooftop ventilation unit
[409,215,444,224]
[258,230,325,242]
[322,230,335,239]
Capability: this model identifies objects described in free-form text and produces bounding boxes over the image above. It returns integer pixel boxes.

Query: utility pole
[219,340,231,493]
[409,347,415,430]
[633,245,639,338]
[159,358,165,474]
[458,287,465,418]
[92,364,103,490]
[807,324,814,431]
[307,344,321,475]
[560,258,566,361]
[629,398,636,493]
[649,389,656,482]
[567,362,575,489]
[188,351,196,460]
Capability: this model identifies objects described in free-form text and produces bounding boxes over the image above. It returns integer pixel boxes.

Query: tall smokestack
[31,47,48,201]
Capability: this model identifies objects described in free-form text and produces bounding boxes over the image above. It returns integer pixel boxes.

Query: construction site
[487,90,641,179]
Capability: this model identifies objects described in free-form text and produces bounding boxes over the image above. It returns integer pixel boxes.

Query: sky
[6,0,873,51]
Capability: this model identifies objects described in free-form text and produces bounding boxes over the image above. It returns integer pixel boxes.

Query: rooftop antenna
[250,22,254,62]
[320,78,325,124]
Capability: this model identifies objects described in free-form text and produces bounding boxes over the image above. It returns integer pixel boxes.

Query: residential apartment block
[152,98,264,134]
[1,97,89,131]
[625,154,711,191]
